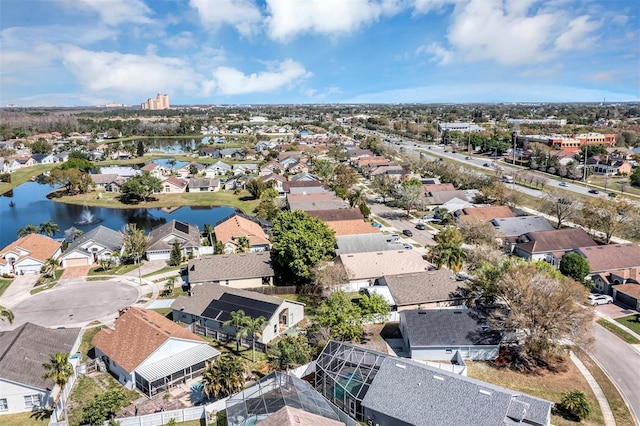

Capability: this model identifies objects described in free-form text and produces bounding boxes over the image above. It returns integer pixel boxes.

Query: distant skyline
[1,0,639,107]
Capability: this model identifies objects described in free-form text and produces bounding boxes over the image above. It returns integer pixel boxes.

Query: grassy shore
[0,163,58,194]
[50,189,260,213]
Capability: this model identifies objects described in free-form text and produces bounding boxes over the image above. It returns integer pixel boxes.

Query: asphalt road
[1,280,140,330]
[590,323,640,425]
[368,200,436,248]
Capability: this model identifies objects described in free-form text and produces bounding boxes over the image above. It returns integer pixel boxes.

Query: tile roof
[214,214,269,247]
[63,225,123,255]
[0,323,80,390]
[515,228,597,254]
[326,219,380,236]
[147,220,200,252]
[338,250,431,281]
[457,206,515,222]
[92,307,204,373]
[576,244,640,272]
[187,252,274,283]
[400,309,502,347]
[491,216,553,237]
[0,233,61,266]
[307,208,364,222]
[377,269,466,306]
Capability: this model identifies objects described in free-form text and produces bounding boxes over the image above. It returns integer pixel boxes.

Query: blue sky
[1,0,639,106]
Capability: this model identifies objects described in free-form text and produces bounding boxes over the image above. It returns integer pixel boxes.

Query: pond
[0,182,235,248]
[134,137,236,154]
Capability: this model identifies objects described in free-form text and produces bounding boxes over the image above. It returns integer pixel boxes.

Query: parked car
[371,221,383,228]
[588,189,599,194]
[403,243,413,250]
[559,182,568,187]
[608,192,617,198]
[465,156,472,160]
[415,223,426,230]
[483,163,491,167]
[402,229,413,237]
[587,294,613,305]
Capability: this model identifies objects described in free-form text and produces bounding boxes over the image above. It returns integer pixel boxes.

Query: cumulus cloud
[190,0,263,36]
[266,0,401,41]
[71,0,154,25]
[209,59,312,95]
[419,0,601,66]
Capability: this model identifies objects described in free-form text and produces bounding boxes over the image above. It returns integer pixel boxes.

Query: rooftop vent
[479,389,492,396]
[395,363,406,369]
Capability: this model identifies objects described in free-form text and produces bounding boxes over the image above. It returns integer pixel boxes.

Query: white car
[588,294,613,305]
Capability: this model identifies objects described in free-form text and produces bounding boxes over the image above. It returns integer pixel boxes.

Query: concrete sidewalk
[570,351,616,426]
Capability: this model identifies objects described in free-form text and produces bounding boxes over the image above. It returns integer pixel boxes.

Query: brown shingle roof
[515,228,597,254]
[214,214,269,247]
[576,244,640,272]
[326,219,380,236]
[188,252,274,283]
[307,208,364,222]
[92,307,204,373]
[457,206,515,222]
[0,233,61,266]
[613,283,640,299]
[259,406,345,426]
[338,251,431,281]
[423,183,456,193]
[378,270,467,306]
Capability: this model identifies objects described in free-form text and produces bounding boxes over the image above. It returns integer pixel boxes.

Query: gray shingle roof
[399,309,502,347]
[362,356,551,426]
[335,233,390,255]
[147,220,201,252]
[376,269,466,306]
[0,323,80,390]
[64,225,123,253]
[187,252,274,283]
[491,216,553,237]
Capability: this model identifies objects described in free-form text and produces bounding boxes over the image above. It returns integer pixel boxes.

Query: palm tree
[348,188,365,208]
[223,310,250,352]
[0,305,14,324]
[17,223,39,237]
[38,221,61,237]
[164,276,176,296]
[43,257,60,278]
[245,316,266,362]
[201,354,245,400]
[42,352,74,420]
[235,236,251,253]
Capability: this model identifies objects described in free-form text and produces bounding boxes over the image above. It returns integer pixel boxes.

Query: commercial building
[141,93,169,110]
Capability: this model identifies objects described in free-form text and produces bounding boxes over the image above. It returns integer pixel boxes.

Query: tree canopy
[120,171,162,203]
[559,252,590,283]
[270,210,336,281]
[267,335,312,371]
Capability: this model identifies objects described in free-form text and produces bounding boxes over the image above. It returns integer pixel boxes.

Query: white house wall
[409,345,499,361]
[14,258,44,274]
[94,347,134,389]
[61,251,92,267]
[0,379,50,415]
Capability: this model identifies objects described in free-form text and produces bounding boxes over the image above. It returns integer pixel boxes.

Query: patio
[119,377,209,417]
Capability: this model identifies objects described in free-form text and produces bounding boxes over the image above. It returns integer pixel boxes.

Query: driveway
[59,265,93,281]
[124,260,168,277]
[595,302,638,319]
[0,274,39,309]
[0,279,140,330]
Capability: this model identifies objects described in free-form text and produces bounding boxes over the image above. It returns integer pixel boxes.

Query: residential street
[590,323,640,425]
[368,200,436,249]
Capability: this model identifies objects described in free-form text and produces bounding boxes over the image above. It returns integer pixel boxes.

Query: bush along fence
[191,323,268,353]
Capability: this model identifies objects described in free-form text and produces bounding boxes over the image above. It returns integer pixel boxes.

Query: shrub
[558,390,591,420]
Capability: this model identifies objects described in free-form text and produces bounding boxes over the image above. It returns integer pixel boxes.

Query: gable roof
[362,355,551,426]
[188,252,274,283]
[163,176,188,189]
[491,216,553,237]
[90,173,123,185]
[307,208,363,222]
[172,284,288,323]
[376,269,466,306]
[613,283,640,299]
[214,214,269,247]
[457,206,515,222]
[326,219,380,236]
[338,251,431,281]
[188,177,219,188]
[287,192,349,211]
[400,309,502,347]
[63,225,123,254]
[0,323,80,390]
[576,244,640,272]
[423,183,456,193]
[147,220,200,252]
[0,233,61,266]
[515,228,597,254]
[335,233,390,255]
[92,307,204,373]
[428,190,475,205]
[259,406,344,426]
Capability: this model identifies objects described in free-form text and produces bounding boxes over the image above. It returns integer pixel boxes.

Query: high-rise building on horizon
[141,93,169,110]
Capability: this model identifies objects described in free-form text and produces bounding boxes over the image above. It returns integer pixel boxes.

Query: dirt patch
[359,324,391,354]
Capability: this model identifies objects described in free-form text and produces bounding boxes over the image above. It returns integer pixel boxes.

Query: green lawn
[0,163,58,194]
[280,293,320,319]
[614,314,640,336]
[143,264,182,278]
[0,411,50,425]
[30,282,57,295]
[78,325,103,361]
[67,374,139,426]
[89,262,142,276]
[597,319,640,344]
[0,278,13,297]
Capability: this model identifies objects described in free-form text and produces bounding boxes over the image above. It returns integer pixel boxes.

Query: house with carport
[59,225,123,268]
[187,252,274,289]
[92,307,220,397]
[172,284,304,344]
[0,233,62,275]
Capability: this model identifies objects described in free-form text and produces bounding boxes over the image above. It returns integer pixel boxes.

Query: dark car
[415,223,426,230]
[588,189,599,194]
[483,163,490,167]
[608,192,617,198]
[402,229,413,237]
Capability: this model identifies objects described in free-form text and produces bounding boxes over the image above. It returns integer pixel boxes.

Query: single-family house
[200,146,217,157]
[316,341,552,426]
[187,177,220,192]
[186,252,274,288]
[59,225,123,268]
[307,208,364,222]
[172,285,304,344]
[325,220,380,237]
[283,180,330,195]
[573,244,640,295]
[512,228,597,267]
[92,307,220,397]
[232,163,258,175]
[204,161,232,176]
[335,233,391,255]
[0,323,81,415]
[55,151,70,163]
[455,205,515,222]
[140,162,166,178]
[287,192,349,211]
[4,158,23,173]
[400,309,502,361]
[98,166,140,178]
[491,216,553,238]
[146,220,201,261]
[288,172,319,182]
[612,284,640,310]
[214,214,270,254]
[161,176,188,193]
[426,190,476,205]
[368,165,404,179]
[259,160,284,176]
[213,148,243,159]
[10,156,37,168]
[259,174,287,196]
[91,174,125,193]
[30,154,58,165]
[0,234,62,275]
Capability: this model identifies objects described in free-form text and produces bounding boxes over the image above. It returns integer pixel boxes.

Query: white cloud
[190,0,263,36]
[61,47,199,97]
[266,0,401,41]
[210,59,312,95]
[412,0,461,15]
[163,31,196,49]
[420,0,601,66]
[71,0,154,25]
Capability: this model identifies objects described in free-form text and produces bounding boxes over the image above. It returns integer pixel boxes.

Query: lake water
[0,182,235,248]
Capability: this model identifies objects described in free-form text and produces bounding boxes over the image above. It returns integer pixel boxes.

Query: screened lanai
[225,371,340,426]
